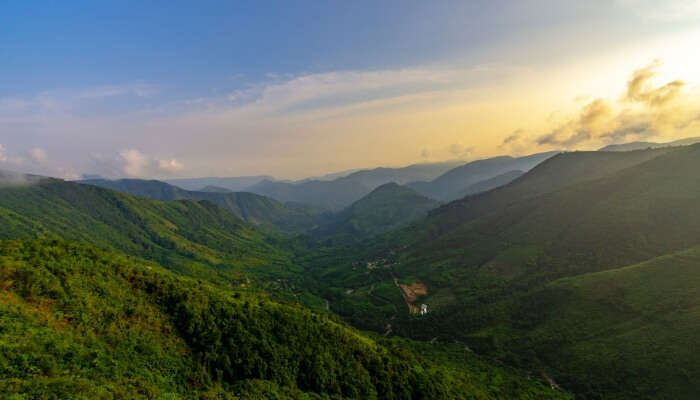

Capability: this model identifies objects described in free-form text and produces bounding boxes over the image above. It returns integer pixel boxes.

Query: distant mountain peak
[599,136,700,152]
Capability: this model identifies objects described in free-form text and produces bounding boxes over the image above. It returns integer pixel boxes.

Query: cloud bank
[1,60,699,179]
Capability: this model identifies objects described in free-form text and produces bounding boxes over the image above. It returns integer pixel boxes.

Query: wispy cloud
[624,60,685,107]
[512,60,700,150]
[1,60,698,179]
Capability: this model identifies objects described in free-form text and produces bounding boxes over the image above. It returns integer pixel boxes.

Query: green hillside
[0,239,569,399]
[422,146,678,233]
[304,147,686,327]
[500,246,700,399]
[313,183,440,240]
[0,178,298,285]
[299,144,700,399]
[79,179,327,233]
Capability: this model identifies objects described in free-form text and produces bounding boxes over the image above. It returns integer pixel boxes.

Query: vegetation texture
[0,239,569,399]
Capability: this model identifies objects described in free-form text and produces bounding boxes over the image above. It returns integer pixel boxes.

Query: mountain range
[598,136,700,151]
[79,178,328,233]
[0,173,568,399]
[165,175,274,191]
[311,183,440,240]
[6,137,700,399]
[311,142,700,399]
[406,151,559,201]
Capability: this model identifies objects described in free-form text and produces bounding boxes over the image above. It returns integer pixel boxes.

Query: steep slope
[376,144,700,398]
[505,246,700,399]
[79,178,326,233]
[423,146,677,233]
[0,178,296,284]
[0,239,570,399]
[247,161,463,210]
[450,170,524,200]
[388,145,698,308]
[407,152,558,201]
[313,183,440,239]
[599,136,700,151]
[303,145,700,399]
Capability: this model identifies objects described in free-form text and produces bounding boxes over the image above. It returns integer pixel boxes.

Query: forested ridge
[0,239,568,399]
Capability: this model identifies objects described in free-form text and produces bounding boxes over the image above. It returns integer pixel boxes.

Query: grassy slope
[0,239,570,400]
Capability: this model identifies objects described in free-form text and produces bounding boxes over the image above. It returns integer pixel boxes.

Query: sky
[2,0,700,180]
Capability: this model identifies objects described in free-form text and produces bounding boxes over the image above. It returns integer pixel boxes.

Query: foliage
[79,178,330,233]
[302,145,700,399]
[0,179,301,285]
[0,239,569,399]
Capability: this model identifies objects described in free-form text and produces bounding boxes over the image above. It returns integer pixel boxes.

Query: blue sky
[1,1,700,179]
[2,1,572,97]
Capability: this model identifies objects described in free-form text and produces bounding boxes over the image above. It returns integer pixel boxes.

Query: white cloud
[0,144,6,162]
[119,149,150,177]
[29,148,48,163]
[158,158,184,173]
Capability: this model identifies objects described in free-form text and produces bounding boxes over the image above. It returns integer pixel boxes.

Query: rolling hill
[312,183,440,239]
[164,175,273,191]
[598,136,700,152]
[0,239,569,399]
[247,161,464,210]
[79,178,327,233]
[406,151,559,201]
[503,246,700,399]
[449,169,524,200]
[200,185,231,192]
[0,176,298,284]
[420,146,678,232]
[303,144,700,399]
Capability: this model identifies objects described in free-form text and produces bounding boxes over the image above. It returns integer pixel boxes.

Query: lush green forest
[0,239,568,399]
[79,178,329,233]
[5,143,700,399]
[0,178,301,285]
[300,144,700,399]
